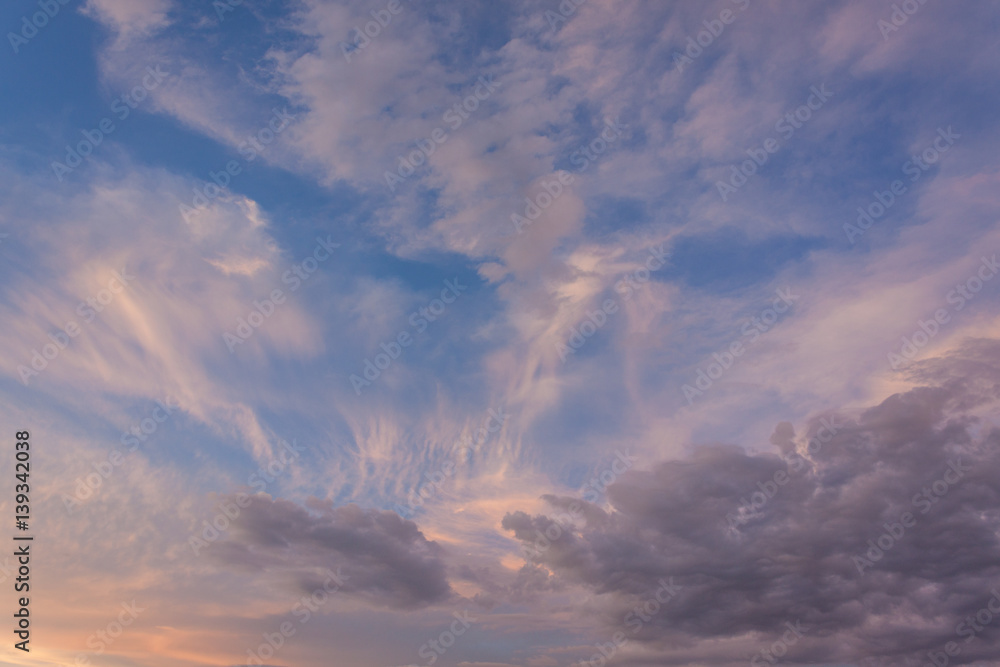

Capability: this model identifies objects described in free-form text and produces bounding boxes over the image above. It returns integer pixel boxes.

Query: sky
[1,0,1000,665]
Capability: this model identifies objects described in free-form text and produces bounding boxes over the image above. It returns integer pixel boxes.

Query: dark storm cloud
[213,496,453,609]
[503,339,1000,666]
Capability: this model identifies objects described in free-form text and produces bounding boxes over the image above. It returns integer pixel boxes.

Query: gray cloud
[213,496,453,609]
[503,339,1000,665]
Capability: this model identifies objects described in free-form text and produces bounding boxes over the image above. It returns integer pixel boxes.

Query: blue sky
[2,0,1000,665]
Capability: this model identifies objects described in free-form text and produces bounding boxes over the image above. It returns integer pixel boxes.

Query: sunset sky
[1,0,1000,666]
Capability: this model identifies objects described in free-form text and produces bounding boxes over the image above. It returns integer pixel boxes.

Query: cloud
[212,495,454,609]
[83,0,172,38]
[0,163,327,466]
[503,338,1000,665]
[6,0,1000,664]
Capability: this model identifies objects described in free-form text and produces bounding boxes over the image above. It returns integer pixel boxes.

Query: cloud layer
[1,0,1000,665]
[503,340,1000,665]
